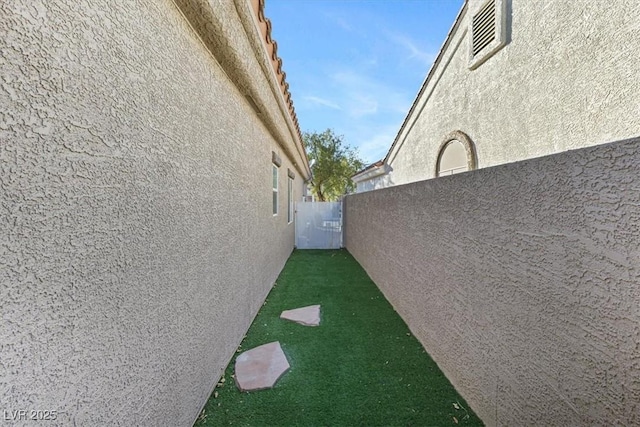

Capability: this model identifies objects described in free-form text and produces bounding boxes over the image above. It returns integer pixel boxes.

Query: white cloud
[350,123,400,164]
[303,96,342,110]
[299,69,412,162]
[330,70,411,118]
[332,16,353,32]
[349,94,378,118]
[387,32,436,68]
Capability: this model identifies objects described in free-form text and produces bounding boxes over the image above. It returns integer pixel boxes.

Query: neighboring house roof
[352,160,389,183]
[353,160,384,177]
[383,1,468,166]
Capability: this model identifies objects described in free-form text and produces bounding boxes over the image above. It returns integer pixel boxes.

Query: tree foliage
[304,129,364,202]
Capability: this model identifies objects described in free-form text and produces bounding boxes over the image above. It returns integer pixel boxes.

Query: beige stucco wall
[386,0,640,186]
[345,137,640,426]
[1,1,306,426]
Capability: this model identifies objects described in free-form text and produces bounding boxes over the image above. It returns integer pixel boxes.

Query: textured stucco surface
[385,0,640,186]
[172,0,309,180]
[1,1,305,425]
[345,138,640,426]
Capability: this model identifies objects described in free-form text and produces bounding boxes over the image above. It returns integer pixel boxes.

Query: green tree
[304,129,364,201]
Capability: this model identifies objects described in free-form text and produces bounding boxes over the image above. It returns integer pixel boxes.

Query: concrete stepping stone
[234,341,290,392]
[280,304,321,326]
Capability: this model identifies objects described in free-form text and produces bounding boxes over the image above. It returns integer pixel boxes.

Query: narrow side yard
[196,250,483,426]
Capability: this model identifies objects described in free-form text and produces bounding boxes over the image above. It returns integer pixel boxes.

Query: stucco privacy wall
[1,1,306,426]
[387,0,640,186]
[344,137,640,426]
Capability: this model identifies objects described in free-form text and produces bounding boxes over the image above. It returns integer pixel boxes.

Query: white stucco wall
[355,174,393,193]
[345,137,640,426]
[386,0,640,186]
[1,1,307,426]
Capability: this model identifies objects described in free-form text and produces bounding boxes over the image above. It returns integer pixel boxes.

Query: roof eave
[352,163,391,183]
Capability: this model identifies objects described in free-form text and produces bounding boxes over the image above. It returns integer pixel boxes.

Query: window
[272,164,278,215]
[435,131,477,177]
[468,0,507,69]
[287,177,293,224]
[437,140,468,176]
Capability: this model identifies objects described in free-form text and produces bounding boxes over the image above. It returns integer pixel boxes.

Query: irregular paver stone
[280,304,321,326]
[234,341,290,392]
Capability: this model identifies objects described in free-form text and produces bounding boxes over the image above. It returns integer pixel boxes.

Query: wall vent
[472,0,496,56]
[468,0,507,70]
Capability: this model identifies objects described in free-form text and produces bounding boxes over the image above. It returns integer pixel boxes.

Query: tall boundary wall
[344,137,640,426]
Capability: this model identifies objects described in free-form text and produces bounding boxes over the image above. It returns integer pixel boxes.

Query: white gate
[295,201,343,249]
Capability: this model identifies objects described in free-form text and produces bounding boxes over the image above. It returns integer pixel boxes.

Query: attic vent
[472,0,496,56]
[468,0,506,69]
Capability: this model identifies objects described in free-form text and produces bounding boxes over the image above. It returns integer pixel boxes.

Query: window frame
[435,130,477,178]
[272,164,278,216]
[287,176,293,224]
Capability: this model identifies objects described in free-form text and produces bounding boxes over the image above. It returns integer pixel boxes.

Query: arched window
[435,131,477,177]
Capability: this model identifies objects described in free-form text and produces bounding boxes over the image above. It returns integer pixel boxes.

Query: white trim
[272,164,278,216]
[287,176,293,224]
[352,163,391,183]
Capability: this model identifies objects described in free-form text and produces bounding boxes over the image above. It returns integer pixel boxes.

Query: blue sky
[265,0,464,164]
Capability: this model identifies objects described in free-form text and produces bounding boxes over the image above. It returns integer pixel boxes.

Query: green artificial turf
[195,249,483,427]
